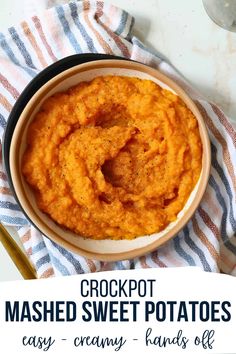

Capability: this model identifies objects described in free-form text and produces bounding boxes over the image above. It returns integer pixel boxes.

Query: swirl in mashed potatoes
[22,76,202,240]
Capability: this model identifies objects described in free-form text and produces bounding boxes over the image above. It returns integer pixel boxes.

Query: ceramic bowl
[7,58,211,261]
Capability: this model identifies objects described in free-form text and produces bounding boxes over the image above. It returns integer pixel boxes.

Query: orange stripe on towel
[83,1,113,54]
[198,206,220,241]
[40,267,55,278]
[21,21,48,68]
[0,73,20,99]
[0,93,12,111]
[151,251,167,268]
[86,258,97,273]
[21,229,31,244]
[26,247,32,256]
[32,16,57,62]
[96,2,130,58]
[0,171,7,181]
[0,186,12,196]
[192,215,219,263]
[140,255,150,268]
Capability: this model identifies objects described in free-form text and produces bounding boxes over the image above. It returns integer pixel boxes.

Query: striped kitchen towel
[0,0,236,278]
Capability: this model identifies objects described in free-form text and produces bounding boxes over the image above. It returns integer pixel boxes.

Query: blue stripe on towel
[0,33,36,77]
[209,175,236,253]
[0,201,21,211]
[183,225,212,272]
[0,214,29,226]
[129,259,135,269]
[50,240,84,274]
[173,233,196,266]
[8,27,37,70]
[116,261,125,270]
[32,241,46,254]
[0,113,7,128]
[69,2,97,53]
[115,11,128,36]
[211,143,236,231]
[35,254,51,270]
[128,16,135,38]
[48,250,70,275]
[55,5,82,53]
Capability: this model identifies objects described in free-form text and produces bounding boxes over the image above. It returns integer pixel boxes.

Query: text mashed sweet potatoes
[22,76,202,240]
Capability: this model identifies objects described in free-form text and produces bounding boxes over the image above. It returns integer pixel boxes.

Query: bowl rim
[9,59,211,261]
[3,54,127,167]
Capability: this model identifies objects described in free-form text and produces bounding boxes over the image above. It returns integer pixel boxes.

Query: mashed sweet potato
[22,76,202,240]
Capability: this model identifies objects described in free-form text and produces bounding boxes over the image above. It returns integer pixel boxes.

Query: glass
[203,0,236,32]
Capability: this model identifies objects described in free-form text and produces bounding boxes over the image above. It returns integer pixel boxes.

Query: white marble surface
[0,0,235,281]
[0,242,23,281]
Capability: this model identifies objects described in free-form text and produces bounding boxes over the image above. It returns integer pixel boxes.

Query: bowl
[8,58,211,261]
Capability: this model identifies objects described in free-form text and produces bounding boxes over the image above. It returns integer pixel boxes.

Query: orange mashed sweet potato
[22,76,202,240]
